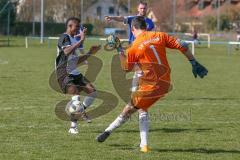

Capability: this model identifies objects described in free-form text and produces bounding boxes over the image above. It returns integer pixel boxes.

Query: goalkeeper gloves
[105,34,123,52]
[189,59,208,78]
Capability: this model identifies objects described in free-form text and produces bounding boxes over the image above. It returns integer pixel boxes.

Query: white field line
[0,105,38,111]
[0,59,8,65]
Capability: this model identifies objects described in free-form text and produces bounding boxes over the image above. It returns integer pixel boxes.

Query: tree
[0,0,17,34]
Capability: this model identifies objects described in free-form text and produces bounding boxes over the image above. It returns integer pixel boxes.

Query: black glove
[190,59,208,78]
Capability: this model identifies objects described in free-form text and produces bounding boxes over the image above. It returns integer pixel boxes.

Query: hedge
[0,22,94,36]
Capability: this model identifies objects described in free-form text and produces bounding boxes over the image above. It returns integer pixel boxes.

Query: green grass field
[0,37,240,160]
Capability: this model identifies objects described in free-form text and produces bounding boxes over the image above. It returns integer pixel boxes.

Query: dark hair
[139,1,147,6]
[65,17,81,28]
[131,16,147,30]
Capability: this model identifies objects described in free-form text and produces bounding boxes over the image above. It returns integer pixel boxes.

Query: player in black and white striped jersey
[55,17,101,134]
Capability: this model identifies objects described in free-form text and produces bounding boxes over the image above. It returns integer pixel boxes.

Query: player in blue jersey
[105,1,154,44]
[104,1,155,152]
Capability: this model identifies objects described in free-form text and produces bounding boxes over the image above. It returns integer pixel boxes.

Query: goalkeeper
[96,16,208,153]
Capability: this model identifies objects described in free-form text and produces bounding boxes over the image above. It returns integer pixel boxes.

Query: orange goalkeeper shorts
[131,81,171,111]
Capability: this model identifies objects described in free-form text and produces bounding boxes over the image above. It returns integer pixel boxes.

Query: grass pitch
[0,37,240,160]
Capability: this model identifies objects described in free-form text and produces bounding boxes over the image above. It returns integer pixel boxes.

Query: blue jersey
[124,16,155,44]
[74,25,84,49]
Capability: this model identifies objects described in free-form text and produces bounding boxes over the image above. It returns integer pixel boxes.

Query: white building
[16,0,129,23]
[83,0,129,22]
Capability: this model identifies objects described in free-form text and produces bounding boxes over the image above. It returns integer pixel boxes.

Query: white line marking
[0,59,8,65]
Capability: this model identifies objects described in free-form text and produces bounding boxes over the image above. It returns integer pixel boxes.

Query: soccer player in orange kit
[96,16,208,152]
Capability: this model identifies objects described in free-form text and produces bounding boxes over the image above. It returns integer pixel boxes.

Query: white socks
[69,92,96,128]
[71,121,77,128]
[105,114,129,133]
[139,110,149,147]
[71,91,97,110]
[71,95,80,101]
[83,91,97,109]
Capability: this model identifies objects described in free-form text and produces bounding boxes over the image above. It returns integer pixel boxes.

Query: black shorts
[61,74,89,93]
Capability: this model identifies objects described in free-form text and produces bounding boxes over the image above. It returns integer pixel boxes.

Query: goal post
[185,40,195,55]
[25,36,49,48]
[25,37,28,48]
[227,41,240,55]
[184,33,211,48]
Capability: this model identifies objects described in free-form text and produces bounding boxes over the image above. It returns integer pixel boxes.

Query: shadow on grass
[153,148,240,154]
[177,97,238,101]
[108,144,136,150]
[113,128,212,133]
[106,144,240,154]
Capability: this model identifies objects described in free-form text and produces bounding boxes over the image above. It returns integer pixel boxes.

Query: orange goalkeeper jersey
[126,31,187,85]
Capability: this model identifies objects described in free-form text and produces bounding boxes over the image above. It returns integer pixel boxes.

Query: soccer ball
[65,96,84,115]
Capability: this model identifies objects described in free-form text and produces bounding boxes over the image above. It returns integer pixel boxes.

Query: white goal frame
[25,37,196,55]
[99,38,128,42]
[25,36,59,48]
[47,37,59,48]
[185,40,195,55]
[227,41,240,55]
[184,33,211,48]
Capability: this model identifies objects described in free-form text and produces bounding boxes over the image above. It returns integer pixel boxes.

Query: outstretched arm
[106,34,133,71]
[164,33,208,78]
[182,49,195,61]
[77,45,101,64]
[118,51,128,71]
[105,16,125,22]
[105,34,137,71]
